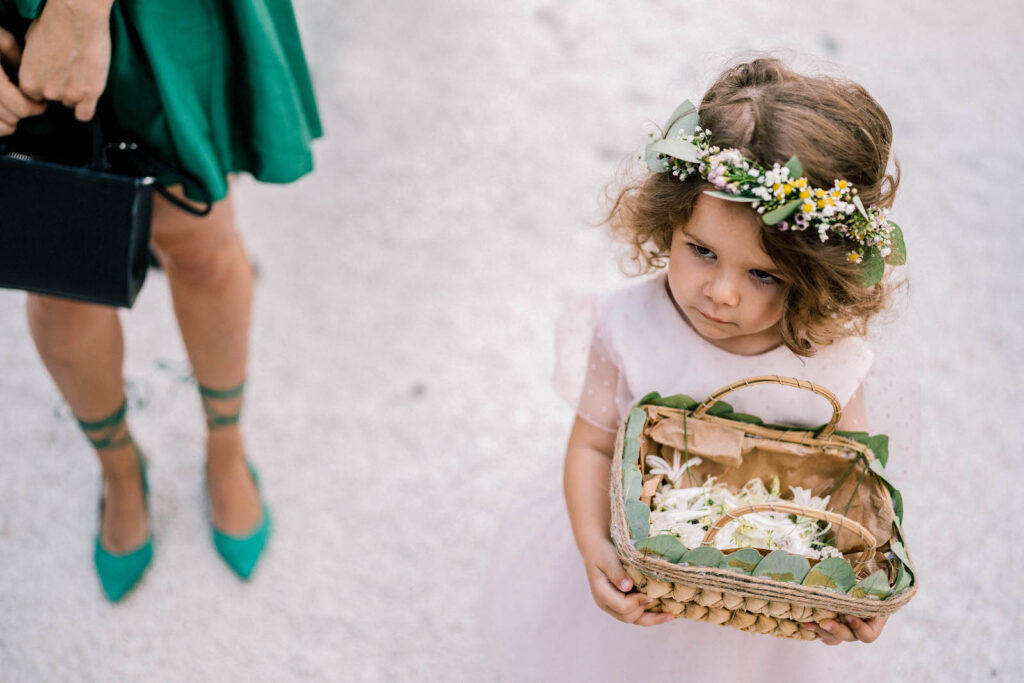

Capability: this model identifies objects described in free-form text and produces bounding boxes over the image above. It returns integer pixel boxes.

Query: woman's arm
[806,382,889,645]
[564,415,672,627]
[19,0,113,121]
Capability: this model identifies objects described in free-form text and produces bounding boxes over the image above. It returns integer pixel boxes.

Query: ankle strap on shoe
[76,399,134,451]
[198,380,246,429]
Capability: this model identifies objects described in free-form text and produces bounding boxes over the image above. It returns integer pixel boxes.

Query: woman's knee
[150,190,245,289]
[26,294,117,354]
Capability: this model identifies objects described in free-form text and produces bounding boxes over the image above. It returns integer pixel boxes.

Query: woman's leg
[149,185,261,534]
[26,296,147,552]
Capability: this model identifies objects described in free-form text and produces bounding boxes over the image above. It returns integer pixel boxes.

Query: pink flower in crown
[793,212,810,230]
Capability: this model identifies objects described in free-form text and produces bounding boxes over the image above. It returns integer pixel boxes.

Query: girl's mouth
[698,309,729,324]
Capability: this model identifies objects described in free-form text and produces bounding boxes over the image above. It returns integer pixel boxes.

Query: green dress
[2,0,322,202]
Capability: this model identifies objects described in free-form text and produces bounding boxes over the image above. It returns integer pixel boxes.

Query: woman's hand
[806,615,888,645]
[18,0,114,121]
[581,537,673,627]
[0,27,47,135]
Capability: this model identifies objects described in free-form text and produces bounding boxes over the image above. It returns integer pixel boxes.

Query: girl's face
[667,194,787,355]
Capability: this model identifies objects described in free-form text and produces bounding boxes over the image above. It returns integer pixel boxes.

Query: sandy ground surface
[2,0,1023,680]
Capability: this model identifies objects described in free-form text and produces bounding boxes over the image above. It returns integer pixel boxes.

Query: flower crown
[644,101,906,286]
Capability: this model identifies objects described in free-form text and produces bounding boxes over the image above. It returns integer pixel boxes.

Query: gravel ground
[1,1,1023,681]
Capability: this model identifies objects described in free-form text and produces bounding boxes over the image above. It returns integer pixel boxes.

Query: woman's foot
[97,442,149,552]
[205,426,262,534]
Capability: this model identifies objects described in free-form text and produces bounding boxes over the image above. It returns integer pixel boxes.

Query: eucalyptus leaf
[868,459,896,490]
[752,549,811,584]
[848,570,891,599]
[644,143,671,173]
[648,394,698,410]
[638,391,662,405]
[703,399,735,417]
[721,412,764,426]
[762,199,803,226]
[785,156,803,180]
[625,499,651,540]
[802,557,856,592]
[625,407,647,440]
[703,190,758,203]
[646,138,700,164]
[866,434,889,467]
[890,541,912,569]
[623,439,641,469]
[891,489,904,523]
[893,563,912,594]
[886,222,907,265]
[664,99,699,139]
[852,194,870,220]
[861,249,885,287]
[720,548,763,575]
[623,462,642,502]
[636,535,688,563]
[681,546,725,567]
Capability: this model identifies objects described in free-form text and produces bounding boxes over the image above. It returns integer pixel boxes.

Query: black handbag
[0,80,212,308]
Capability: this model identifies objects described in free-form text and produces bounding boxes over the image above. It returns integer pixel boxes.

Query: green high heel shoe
[201,381,271,580]
[77,400,154,603]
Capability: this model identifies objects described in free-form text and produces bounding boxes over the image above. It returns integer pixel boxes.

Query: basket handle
[701,502,877,573]
[693,376,843,438]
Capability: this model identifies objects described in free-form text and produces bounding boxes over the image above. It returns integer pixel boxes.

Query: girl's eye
[689,243,715,259]
[750,269,781,285]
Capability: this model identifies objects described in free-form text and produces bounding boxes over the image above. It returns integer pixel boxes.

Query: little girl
[482,58,911,679]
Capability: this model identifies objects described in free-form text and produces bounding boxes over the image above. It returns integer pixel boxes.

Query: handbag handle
[693,375,843,438]
[701,501,877,573]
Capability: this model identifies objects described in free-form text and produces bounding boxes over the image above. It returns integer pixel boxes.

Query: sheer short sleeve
[553,296,627,433]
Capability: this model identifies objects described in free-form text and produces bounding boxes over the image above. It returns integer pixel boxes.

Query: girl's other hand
[19,0,113,121]
[583,538,674,627]
[0,27,46,135]
[806,615,888,645]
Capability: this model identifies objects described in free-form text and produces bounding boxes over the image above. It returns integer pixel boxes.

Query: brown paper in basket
[645,412,894,553]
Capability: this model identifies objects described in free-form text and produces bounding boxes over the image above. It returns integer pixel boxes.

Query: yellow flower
[817,199,826,209]
[847,251,861,262]
[772,183,781,191]
[796,178,808,188]
[814,188,826,198]
[800,190,810,199]
[838,180,849,189]
[783,184,793,195]
[802,202,814,213]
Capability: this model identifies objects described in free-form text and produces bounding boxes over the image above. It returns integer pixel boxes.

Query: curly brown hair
[608,58,901,356]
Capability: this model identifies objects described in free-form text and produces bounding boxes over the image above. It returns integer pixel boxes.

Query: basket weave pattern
[609,376,917,640]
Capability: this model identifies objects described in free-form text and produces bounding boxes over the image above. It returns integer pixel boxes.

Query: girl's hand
[0,27,47,135]
[806,615,888,645]
[18,0,114,121]
[582,538,674,627]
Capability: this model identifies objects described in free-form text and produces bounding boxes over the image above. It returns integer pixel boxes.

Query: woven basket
[609,376,917,640]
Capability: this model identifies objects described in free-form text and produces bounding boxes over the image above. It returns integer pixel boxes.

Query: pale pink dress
[481,274,915,681]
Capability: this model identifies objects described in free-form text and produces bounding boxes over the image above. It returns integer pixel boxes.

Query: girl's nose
[705,272,740,307]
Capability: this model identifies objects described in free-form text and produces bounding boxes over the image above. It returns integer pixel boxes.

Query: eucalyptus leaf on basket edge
[625,499,651,540]
[636,535,688,563]
[752,549,811,584]
[681,546,725,567]
[623,462,642,502]
[625,407,646,440]
[848,570,891,599]
[802,557,856,592]
[720,548,762,575]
